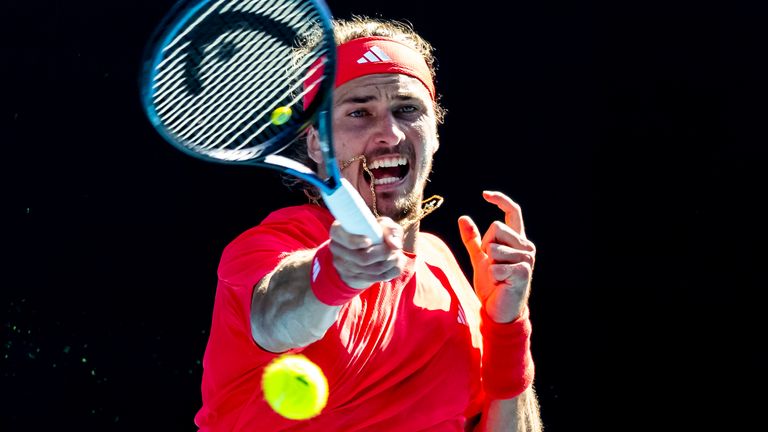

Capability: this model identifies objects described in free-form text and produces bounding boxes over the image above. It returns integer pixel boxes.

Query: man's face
[313,73,439,223]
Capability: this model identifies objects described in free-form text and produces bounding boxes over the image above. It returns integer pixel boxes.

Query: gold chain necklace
[341,155,443,226]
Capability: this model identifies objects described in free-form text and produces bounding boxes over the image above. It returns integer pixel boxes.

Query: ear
[431,136,440,155]
[306,127,323,165]
[430,122,441,155]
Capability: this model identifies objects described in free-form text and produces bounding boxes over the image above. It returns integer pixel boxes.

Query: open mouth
[363,155,410,186]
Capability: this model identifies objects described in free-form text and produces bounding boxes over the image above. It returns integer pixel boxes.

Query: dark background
[3,0,765,430]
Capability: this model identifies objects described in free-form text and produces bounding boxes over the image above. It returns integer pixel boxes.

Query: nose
[370,112,405,148]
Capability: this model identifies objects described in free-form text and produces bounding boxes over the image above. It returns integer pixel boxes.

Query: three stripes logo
[457,305,468,326]
[356,46,392,64]
[312,257,321,282]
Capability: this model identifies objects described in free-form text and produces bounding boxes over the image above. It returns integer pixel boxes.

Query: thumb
[379,217,404,250]
[458,216,484,268]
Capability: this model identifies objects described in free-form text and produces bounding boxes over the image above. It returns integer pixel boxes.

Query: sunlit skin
[308,74,439,232]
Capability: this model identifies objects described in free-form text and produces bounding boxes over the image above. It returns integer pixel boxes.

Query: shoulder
[217,204,332,285]
[223,204,332,260]
[257,204,334,244]
[417,231,469,286]
[260,203,334,228]
[418,232,457,264]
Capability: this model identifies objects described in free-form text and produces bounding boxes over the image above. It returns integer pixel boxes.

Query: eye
[397,105,419,114]
[348,109,369,118]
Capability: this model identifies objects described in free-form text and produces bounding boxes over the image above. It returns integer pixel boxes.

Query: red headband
[304,36,435,108]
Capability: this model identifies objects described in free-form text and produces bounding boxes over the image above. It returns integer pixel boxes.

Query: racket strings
[161,33,299,147]
[184,41,323,152]
[150,0,331,158]
[161,34,288,139]
[226,49,327,151]
[155,37,284,129]
[341,155,444,228]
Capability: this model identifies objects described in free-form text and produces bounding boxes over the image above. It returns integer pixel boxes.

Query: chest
[344,266,459,353]
[309,262,476,384]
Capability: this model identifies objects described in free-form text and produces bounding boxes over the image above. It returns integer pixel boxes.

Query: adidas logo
[356,46,392,64]
[312,257,320,282]
[457,306,468,326]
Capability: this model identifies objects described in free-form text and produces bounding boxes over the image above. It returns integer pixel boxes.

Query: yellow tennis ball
[262,354,328,420]
[270,106,293,125]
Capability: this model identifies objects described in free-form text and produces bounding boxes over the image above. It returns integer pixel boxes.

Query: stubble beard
[379,156,433,225]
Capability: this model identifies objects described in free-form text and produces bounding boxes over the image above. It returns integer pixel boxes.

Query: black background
[3,0,765,430]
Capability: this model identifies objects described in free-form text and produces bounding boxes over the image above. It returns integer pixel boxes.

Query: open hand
[458,191,536,323]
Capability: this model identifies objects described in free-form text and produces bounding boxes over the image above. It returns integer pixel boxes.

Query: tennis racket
[140,0,383,243]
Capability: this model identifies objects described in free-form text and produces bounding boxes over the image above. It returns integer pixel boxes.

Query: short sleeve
[198,205,335,427]
[217,204,335,289]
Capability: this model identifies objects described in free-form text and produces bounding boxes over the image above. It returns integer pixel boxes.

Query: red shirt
[195,204,485,431]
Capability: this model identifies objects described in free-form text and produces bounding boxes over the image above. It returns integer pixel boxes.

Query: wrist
[480,306,535,399]
[484,302,525,324]
[310,240,366,306]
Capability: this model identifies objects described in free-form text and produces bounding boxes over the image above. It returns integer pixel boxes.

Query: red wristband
[480,306,535,399]
[310,240,365,306]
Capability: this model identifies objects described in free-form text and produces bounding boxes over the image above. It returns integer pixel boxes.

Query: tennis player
[194,16,542,431]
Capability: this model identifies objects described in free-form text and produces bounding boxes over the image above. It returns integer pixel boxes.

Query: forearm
[249,218,405,353]
[476,387,542,432]
[250,248,341,352]
[476,305,538,431]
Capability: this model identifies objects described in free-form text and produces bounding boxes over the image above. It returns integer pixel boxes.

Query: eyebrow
[336,94,418,106]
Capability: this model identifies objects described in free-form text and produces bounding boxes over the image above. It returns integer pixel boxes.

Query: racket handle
[321,178,384,244]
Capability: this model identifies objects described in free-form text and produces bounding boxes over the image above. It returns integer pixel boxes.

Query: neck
[402,220,420,253]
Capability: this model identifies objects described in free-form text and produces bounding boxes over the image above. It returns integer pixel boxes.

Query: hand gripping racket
[140,0,383,243]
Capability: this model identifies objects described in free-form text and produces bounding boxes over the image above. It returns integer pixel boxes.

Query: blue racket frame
[139,0,340,194]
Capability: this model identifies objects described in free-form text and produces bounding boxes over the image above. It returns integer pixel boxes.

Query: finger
[331,217,402,267]
[332,251,402,275]
[489,262,533,284]
[330,247,407,286]
[328,240,396,267]
[342,265,404,287]
[488,243,535,267]
[482,221,536,253]
[378,217,404,250]
[482,190,526,237]
[458,216,485,269]
[329,220,374,249]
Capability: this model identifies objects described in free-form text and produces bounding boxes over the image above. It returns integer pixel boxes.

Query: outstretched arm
[250,217,406,353]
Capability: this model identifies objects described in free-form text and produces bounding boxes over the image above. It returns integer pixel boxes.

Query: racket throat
[321,178,383,243]
[317,110,343,184]
[322,176,341,190]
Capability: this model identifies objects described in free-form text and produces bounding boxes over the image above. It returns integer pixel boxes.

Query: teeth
[373,177,400,185]
[369,156,407,169]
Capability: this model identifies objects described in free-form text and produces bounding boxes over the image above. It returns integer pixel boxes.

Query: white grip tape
[321,178,383,244]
